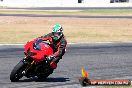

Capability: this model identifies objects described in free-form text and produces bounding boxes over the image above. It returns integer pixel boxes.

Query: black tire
[10,60,26,82]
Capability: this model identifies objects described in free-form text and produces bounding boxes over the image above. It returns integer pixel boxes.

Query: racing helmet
[52,24,63,42]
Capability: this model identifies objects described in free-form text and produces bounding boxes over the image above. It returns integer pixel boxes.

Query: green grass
[0,9,132,16]
[0,10,77,14]
[81,9,132,13]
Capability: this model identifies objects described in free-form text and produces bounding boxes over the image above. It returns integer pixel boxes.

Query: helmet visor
[52,32,62,41]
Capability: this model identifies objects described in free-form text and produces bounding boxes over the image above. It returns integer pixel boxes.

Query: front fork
[22,57,35,75]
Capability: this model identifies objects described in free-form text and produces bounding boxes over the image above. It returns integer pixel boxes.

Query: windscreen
[33,39,43,50]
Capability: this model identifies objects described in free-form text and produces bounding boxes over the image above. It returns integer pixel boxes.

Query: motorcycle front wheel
[10,60,26,82]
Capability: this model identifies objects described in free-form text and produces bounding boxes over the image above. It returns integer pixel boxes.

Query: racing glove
[47,56,57,69]
[50,62,57,69]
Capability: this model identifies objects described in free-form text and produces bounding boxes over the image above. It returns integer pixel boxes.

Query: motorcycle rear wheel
[37,69,54,79]
[10,60,26,82]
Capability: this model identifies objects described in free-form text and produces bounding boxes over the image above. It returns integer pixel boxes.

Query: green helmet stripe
[53,28,58,32]
[53,24,62,32]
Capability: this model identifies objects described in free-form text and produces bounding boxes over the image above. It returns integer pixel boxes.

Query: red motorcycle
[10,38,54,82]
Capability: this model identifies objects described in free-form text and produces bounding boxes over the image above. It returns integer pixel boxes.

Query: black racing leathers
[39,32,67,63]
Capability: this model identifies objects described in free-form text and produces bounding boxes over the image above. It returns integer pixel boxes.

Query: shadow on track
[18,77,70,82]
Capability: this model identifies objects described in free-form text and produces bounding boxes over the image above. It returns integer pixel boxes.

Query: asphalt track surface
[1,13,132,19]
[0,43,132,88]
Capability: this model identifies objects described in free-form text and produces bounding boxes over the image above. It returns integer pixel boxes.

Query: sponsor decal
[79,67,131,86]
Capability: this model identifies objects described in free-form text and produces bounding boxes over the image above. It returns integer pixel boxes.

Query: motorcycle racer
[39,24,67,69]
